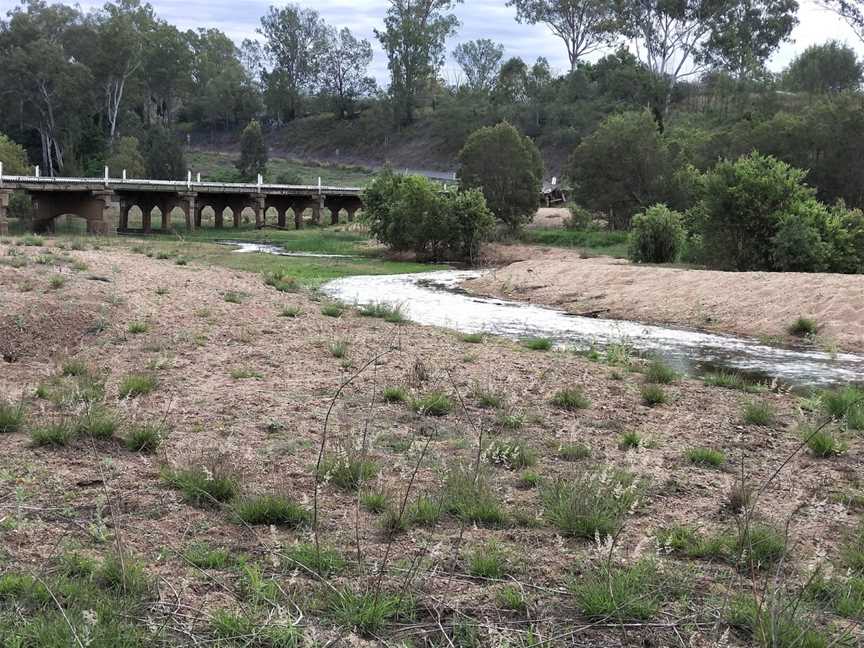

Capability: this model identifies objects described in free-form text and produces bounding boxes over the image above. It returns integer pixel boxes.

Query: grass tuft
[412,390,452,416]
[788,316,818,337]
[75,407,119,440]
[551,387,590,411]
[573,560,662,620]
[162,460,240,507]
[742,400,775,426]
[444,464,507,527]
[685,447,725,467]
[320,303,345,317]
[467,541,508,579]
[318,454,379,491]
[644,359,677,384]
[618,431,641,450]
[0,399,26,434]
[484,439,537,470]
[521,337,552,351]
[125,423,164,453]
[382,385,409,403]
[118,373,157,398]
[234,493,309,526]
[328,587,413,637]
[640,384,668,406]
[285,542,346,576]
[127,321,148,334]
[31,420,74,447]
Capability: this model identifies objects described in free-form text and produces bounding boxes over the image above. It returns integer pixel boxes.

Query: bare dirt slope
[0,239,861,645]
[467,247,864,352]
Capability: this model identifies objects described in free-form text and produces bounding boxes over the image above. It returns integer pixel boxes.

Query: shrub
[412,390,452,416]
[573,560,661,620]
[686,447,725,467]
[31,421,74,447]
[742,400,775,426]
[628,204,686,263]
[0,399,25,433]
[467,541,508,579]
[162,461,240,507]
[318,454,379,491]
[118,373,157,398]
[234,494,309,527]
[522,337,552,351]
[640,384,668,406]
[125,423,164,453]
[551,387,590,411]
[541,467,640,539]
[457,121,543,232]
[362,170,495,261]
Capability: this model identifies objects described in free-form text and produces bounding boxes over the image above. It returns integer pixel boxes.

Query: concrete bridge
[0,170,364,236]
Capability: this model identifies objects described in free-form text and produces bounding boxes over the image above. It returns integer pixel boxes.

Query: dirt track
[468,246,864,352]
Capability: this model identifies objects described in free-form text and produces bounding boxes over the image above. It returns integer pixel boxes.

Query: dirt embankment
[467,246,864,352]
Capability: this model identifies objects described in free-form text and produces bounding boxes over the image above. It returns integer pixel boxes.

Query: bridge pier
[0,189,11,235]
[30,190,115,235]
[179,193,196,232]
[253,195,266,229]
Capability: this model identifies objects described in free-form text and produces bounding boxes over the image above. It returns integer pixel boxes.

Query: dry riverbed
[468,246,864,352]
[0,237,862,646]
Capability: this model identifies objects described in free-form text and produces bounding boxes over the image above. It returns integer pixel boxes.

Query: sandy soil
[0,239,861,645]
[466,246,864,352]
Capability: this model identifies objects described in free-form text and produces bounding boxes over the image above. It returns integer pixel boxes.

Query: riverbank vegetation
[1,235,862,646]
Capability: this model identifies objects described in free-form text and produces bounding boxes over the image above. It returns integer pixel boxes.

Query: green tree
[784,41,863,94]
[628,204,686,263]
[375,0,461,126]
[106,136,146,177]
[452,39,504,92]
[236,120,268,180]
[319,27,376,119]
[507,0,616,71]
[144,127,186,179]
[567,110,686,228]
[457,122,543,232]
[0,133,29,175]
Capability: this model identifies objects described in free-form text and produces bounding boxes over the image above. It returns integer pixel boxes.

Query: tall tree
[259,4,327,121]
[319,27,376,119]
[140,20,191,124]
[452,39,504,91]
[375,0,461,126]
[784,41,863,94]
[236,120,268,180]
[507,0,617,71]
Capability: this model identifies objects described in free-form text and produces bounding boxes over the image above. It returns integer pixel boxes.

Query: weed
[618,431,641,450]
[496,409,526,430]
[358,301,406,323]
[162,460,240,507]
[799,424,847,457]
[361,490,389,514]
[75,407,119,440]
[118,373,157,398]
[223,291,243,304]
[686,447,726,467]
[234,494,309,527]
[541,467,640,539]
[551,387,590,411]
[279,305,301,317]
[185,542,233,569]
[742,400,775,426]
[30,420,74,447]
[285,542,345,576]
[412,390,452,416]
[517,470,541,489]
[461,332,484,343]
[483,439,537,469]
[640,384,668,406]
[573,560,662,620]
[125,423,164,453]
[127,321,148,334]
[496,585,526,611]
[471,383,506,409]
[468,541,508,579]
[644,359,677,384]
[0,399,25,433]
[703,371,766,393]
[522,337,552,351]
[444,464,507,527]
[48,274,65,289]
[604,341,634,367]
[230,367,262,380]
[821,386,864,430]
[327,587,413,637]
[382,385,409,403]
[788,317,818,337]
[329,339,348,358]
[318,454,379,491]
[557,443,591,461]
[320,303,344,317]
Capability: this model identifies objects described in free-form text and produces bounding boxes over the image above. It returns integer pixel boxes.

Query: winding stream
[229,243,864,389]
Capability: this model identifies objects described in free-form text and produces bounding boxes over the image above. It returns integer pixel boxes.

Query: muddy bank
[465,246,864,353]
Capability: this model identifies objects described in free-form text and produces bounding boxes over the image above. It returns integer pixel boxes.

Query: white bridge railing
[0,163,362,195]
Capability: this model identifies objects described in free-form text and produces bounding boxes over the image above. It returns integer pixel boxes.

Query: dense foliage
[236,120,268,180]
[628,204,686,264]
[457,122,543,231]
[362,171,494,261]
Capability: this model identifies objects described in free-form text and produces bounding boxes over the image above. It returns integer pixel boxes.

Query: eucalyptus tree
[319,27,376,119]
[452,39,505,92]
[822,0,864,44]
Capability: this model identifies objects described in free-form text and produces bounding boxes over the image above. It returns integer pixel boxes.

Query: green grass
[742,400,775,426]
[60,359,90,377]
[75,407,119,440]
[48,274,65,289]
[618,431,641,450]
[702,370,766,393]
[495,409,526,430]
[484,439,537,469]
[327,587,413,637]
[328,339,349,358]
[467,541,508,579]
[361,490,389,513]
[444,464,507,527]
[521,337,553,351]
[461,332,485,343]
[406,494,441,526]
[162,462,240,507]
[573,560,662,620]
[496,585,527,610]
[222,291,244,304]
[842,520,864,572]
[727,594,834,648]
[524,228,629,258]
[318,454,379,491]
[279,305,302,317]
[821,386,864,430]
[0,399,25,433]
[358,301,406,323]
[557,442,591,461]
[184,543,233,569]
[412,390,452,416]
[233,494,309,526]
[125,423,164,453]
[285,542,346,576]
[644,359,677,384]
[118,373,157,398]
[657,525,732,561]
[320,302,345,317]
[471,384,506,409]
[127,321,148,334]
[382,385,409,403]
[229,367,262,380]
[30,420,75,447]
[805,573,864,620]
[640,384,668,406]
[788,316,818,337]
[685,447,725,467]
[799,424,847,457]
[551,387,590,410]
[542,467,640,539]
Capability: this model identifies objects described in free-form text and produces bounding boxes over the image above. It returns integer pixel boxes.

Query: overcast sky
[16,0,864,82]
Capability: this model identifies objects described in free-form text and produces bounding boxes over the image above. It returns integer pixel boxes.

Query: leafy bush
[457,121,542,232]
[628,204,686,263]
[362,170,495,262]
